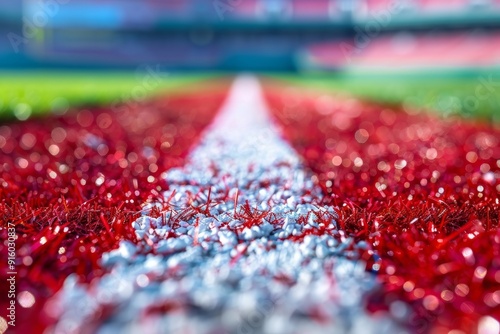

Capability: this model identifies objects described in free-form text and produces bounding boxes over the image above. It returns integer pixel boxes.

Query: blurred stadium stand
[303,31,500,70]
[1,0,500,71]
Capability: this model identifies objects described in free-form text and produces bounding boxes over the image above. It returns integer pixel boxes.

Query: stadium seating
[303,31,500,70]
[232,0,260,18]
[291,0,333,19]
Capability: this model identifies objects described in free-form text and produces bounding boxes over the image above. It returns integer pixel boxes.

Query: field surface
[275,69,500,122]
[0,73,499,334]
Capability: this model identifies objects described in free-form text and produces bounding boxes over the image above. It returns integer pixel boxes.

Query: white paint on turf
[51,76,404,334]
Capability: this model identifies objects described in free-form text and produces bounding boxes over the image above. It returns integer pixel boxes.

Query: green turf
[274,68,500,123]
[3,70,500,123]
[0,71,211,120]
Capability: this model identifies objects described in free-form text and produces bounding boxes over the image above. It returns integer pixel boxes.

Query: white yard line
[52,76,403,334]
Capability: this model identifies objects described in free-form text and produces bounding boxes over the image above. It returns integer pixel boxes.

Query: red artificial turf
[2,77,498,333]
[264,84,500,333]
[0,83,228,332]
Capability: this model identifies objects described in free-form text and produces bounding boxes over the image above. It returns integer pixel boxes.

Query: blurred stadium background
[1,0,500,123]
[1,0,500,71]
[0,0,500,121]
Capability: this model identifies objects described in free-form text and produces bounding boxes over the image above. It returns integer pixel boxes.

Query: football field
[1,71,499,333]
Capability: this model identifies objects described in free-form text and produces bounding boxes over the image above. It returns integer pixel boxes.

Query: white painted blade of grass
[51,76,405,334]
